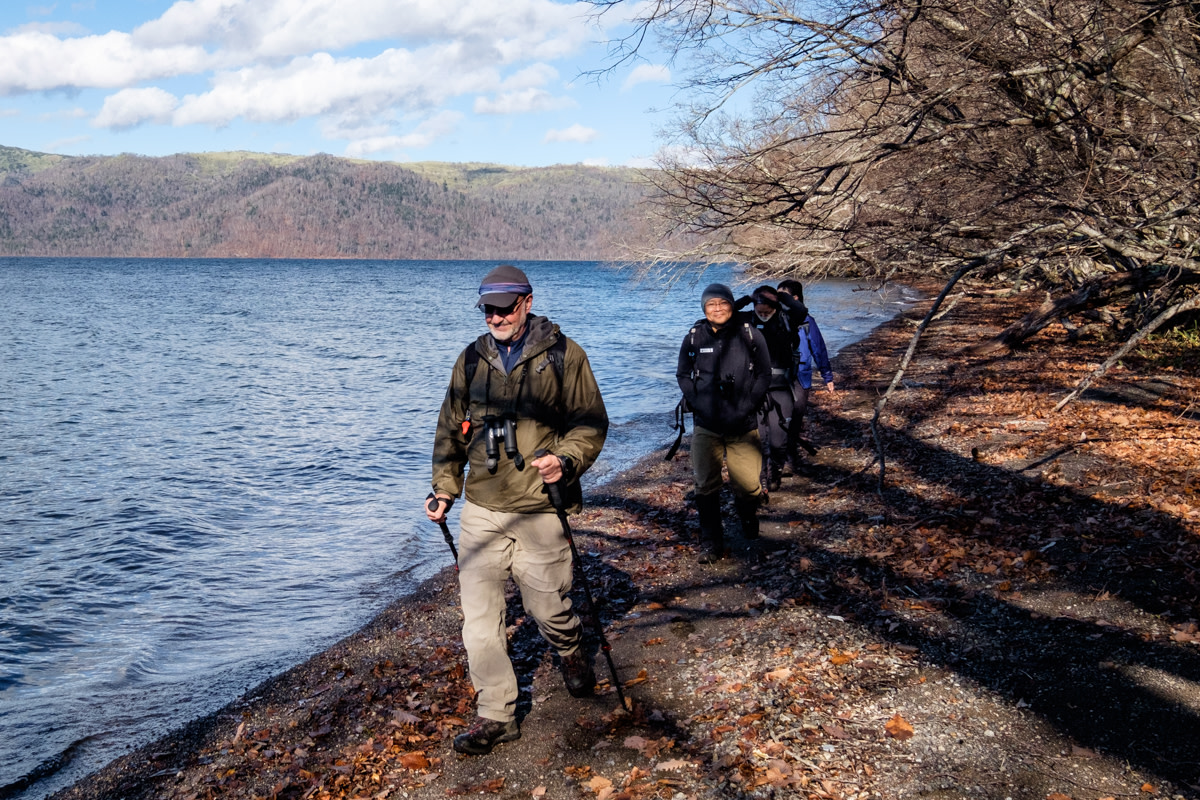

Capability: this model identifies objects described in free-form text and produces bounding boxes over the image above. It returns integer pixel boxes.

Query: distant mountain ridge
[0,146,650,260]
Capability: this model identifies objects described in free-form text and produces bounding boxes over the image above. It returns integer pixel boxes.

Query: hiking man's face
[484,294,532,342]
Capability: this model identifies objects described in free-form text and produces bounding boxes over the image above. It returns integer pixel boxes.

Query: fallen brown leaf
[623,668,649,687]
[398,752,429,770]
[885,713,915,741]
[587,775,613,793]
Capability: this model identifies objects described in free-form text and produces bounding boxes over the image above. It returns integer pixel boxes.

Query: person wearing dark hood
[427,264,609,756]
[676,283,771,562]
[775,279,836,470]
[742,285,798,491]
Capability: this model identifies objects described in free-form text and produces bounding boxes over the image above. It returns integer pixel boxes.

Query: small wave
[0,735,103,800]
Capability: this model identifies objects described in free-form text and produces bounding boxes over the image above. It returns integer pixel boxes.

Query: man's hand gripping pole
[534,450,627,710]
[425,494,459,569]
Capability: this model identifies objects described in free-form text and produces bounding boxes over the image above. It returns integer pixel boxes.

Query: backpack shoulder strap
[462,342,481,387]
[548,335,567,383]
[533,335,567,383]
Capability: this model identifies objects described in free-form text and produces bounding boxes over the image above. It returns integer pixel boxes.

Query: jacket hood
[475,314,559,365]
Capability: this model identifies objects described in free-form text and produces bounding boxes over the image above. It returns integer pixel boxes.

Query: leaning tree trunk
[966,271,1165,355]
[1054,293,1200,412]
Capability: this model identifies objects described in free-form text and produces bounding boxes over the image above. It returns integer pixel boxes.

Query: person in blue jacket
[776,279,836,470]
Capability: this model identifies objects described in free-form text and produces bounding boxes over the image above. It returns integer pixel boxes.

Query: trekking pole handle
[532,449,566,511]
[426,493,459,567]
[426,493,453,515]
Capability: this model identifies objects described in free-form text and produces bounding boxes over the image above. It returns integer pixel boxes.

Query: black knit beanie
[700,283,735,310]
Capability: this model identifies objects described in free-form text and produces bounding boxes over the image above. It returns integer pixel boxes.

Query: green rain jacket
[432,315,608,515]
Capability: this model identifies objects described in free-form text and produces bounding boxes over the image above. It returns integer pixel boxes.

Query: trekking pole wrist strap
[426,492,454,513]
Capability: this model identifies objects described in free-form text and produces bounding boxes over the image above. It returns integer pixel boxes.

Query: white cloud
[474,88,574,114]
[543,123,596,143]
[134,0,592,62]
[11,21,89,36]
[582,156,608,166]
[499,63,559,90]
[173,44,501,126]
[0,0,653,163]
[621,63,669,91]
[94,87,180,129]
[0,0,592,97]
[0,30,211,92]
[343,110,463,155]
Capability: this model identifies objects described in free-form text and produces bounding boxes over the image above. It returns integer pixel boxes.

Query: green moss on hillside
[0,145,70,176]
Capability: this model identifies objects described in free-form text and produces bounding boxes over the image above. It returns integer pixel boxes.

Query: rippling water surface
[0,258,915,798]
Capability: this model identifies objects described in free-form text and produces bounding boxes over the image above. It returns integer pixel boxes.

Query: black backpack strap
[462,342,481,387]
[534,335,567,386]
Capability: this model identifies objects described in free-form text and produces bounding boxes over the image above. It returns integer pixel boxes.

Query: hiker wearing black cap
[426,264,608,755]
[676,283,771,562]
[775,279,836,471]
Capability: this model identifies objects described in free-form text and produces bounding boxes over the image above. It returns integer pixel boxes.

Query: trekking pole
[425,493,459,569]
[664,398,687,461]
[533,450,627,710]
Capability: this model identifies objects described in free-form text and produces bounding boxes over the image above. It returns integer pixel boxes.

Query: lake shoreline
[44,282,1200,800]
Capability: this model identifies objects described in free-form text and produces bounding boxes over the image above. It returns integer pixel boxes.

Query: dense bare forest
[0,146,650,260]
[593,0,1200,349]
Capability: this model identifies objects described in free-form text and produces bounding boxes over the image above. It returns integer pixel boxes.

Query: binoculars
[482,415,524,472]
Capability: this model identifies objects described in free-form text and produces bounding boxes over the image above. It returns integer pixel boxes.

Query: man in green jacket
[426,264,609,756]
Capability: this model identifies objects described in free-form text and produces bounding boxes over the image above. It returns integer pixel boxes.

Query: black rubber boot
[695,492,724,562]
[735,495,761,540]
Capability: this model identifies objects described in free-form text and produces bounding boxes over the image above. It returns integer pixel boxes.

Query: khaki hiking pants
[691,425,765,500]
[457,501,583,723]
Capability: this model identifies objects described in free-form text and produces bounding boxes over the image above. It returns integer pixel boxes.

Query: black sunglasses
[481,297,525,317]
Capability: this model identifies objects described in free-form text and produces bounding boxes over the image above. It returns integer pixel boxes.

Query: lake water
[0,258,916,798]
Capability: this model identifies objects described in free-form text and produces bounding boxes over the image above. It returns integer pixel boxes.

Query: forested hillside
[0,146,649,259]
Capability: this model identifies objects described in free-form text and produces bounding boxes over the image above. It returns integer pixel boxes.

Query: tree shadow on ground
[580,422,1200,794]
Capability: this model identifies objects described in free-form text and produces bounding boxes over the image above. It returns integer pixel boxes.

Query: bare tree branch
[1053,292,1200,411]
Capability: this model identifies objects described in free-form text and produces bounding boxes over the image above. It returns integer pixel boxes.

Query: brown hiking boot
[452,716,520,755]
[560,649,596,697]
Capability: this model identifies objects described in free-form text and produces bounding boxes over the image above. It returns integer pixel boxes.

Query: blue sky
[0,0,676,167]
